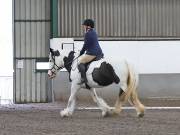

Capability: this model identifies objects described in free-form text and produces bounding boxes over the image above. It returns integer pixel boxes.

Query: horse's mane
[63,51,75,73]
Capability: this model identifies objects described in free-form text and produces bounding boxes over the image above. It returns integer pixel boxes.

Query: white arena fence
[0,76,13,104]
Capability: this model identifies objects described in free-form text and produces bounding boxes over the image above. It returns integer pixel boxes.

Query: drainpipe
[51,0,58,38]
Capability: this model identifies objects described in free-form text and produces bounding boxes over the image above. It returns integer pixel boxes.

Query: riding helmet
[82,19,95,28]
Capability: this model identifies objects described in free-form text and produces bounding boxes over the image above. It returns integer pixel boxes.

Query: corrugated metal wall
[58,0,180,39]
[137,0,180,37]
[14,0,51,103]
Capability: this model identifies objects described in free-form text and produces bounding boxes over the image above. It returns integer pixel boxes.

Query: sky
[0,0,13,76]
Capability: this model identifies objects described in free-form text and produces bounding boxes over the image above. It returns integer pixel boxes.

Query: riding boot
[78,63,88,84]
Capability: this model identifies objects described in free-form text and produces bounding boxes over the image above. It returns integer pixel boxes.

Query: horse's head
[48,48,66,79]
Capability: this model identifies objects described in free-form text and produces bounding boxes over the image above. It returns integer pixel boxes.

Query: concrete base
[52,72,180,103]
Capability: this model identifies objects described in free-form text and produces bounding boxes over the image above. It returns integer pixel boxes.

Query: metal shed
[14,0,51,103]
[13,0,180,103]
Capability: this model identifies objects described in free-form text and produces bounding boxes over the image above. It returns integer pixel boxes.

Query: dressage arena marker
[78,107,180,110]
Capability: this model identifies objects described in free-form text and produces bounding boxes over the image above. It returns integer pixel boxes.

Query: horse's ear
[50,48,53,53]
[68,51,75,59]
[54,50,60,56]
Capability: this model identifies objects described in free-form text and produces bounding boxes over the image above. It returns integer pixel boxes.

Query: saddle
[84,54,104,89]
[85,54,104,72]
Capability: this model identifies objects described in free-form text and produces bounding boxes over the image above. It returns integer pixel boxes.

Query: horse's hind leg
[90,88,112,117]
[129,89,145,117]
[113,88,126,115]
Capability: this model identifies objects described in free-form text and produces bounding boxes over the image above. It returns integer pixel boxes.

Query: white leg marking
[90,88,112,117]
[60,82,80,117]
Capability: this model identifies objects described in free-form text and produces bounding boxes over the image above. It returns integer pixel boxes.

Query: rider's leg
[78,63,87,84]
[78,54,96,84]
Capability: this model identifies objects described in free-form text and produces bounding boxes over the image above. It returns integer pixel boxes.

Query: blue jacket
[80,29,103,57]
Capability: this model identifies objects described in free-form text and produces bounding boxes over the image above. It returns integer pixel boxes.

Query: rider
[78,19,104,84]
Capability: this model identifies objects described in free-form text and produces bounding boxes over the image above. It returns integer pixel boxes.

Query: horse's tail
[125,61,145,117]
[123,61,139,102]
[114,61,145,116]
[114,61,139,114]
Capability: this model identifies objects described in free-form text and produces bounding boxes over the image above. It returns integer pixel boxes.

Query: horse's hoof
[138,113,144,118]
[112,112,120,117]
[60,111,67,117]
[102,110,112,117]
[102,111,108,117]
[112,109,121,116]
[60,109,72,118]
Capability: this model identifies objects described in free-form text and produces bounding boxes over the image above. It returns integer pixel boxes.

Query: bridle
[49,55,63,76]
[49,53,80,76]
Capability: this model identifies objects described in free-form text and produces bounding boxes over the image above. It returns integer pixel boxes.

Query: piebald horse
[48,48,145,117]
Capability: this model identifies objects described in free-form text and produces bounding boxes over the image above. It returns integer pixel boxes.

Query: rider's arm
[80,45,85,56]
[80,32,92,56]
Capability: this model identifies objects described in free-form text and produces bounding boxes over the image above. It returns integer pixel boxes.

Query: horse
[48,48,145,118]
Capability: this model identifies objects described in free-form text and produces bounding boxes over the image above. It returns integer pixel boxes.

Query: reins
[50,54,80,72]
[65,55,79,69]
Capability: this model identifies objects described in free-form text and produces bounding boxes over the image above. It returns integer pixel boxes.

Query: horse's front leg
[90,88,112,117]
[60,82,80,117]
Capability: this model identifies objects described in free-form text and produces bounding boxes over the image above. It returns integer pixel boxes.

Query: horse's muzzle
[48,70,56,79]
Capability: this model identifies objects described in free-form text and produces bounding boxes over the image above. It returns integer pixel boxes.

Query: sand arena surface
[0,102,180,135]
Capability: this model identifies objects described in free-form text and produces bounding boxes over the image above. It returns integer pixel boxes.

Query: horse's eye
[49,60,52,62]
